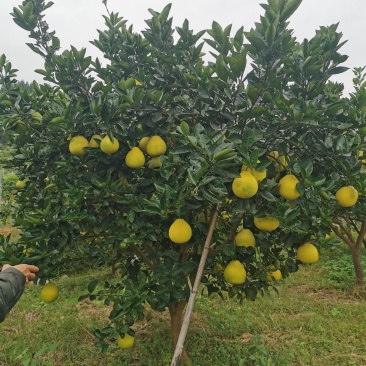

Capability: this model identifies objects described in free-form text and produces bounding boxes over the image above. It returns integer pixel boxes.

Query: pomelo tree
[1,0,366,363]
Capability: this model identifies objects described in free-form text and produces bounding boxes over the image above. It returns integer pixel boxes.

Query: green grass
[1,244,366,366]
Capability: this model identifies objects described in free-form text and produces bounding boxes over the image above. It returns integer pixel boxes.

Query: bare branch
[130,243,156,271]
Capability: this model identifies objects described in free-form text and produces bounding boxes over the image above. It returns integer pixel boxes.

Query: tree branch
[130,243,156,271]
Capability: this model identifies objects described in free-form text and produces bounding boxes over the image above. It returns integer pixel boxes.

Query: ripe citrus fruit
[278,174,300,200]
[254,216,280,231]
[117,333,135,349]
[297,242,319,264]
[357,150,366,165]
[125,147,145,168]
[224,260,246,285]
[168,219,192,244]
[69,136,89,156]
[89,134,103,148]
[15,180,26,189]
[266,265,282,282]
[335,186,358,207]
[235,229,256,247]
[148,157,162,169]
[146,135,167,157]
[232,171,258,199]
[100,135,119,154]
[32,111,42,122]
[241,163,267,182]
[40,282,59,303]
[139,137,151,153]
[268,151,279,161]
[275,155,288,172]
[268,151,288,171]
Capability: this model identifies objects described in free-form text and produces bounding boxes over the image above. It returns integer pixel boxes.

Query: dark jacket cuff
[0,268,26,322]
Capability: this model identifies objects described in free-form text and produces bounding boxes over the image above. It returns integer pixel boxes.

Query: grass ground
[0,243,366,366]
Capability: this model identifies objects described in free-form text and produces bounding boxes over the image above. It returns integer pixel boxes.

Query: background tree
[1,0,365,364]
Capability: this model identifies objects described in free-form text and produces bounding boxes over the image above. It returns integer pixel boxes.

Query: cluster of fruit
[68,134,167,169]
[232,152,359,208]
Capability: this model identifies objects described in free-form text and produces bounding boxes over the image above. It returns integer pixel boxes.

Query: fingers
[28,271,37,281]
[27,265,39,273]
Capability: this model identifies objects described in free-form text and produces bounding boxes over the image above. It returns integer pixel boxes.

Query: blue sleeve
[0,268,26,322]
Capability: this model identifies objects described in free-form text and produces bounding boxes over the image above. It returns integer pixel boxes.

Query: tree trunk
[168,300,191,366]
[351,244,364,288]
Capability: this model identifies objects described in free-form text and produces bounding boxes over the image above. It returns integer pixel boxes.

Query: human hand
[2,264,39,284]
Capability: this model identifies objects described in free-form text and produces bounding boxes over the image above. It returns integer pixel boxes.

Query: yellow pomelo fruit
[241,163,267,182]
[325,233,331,240]
[146,135,167,157]
[268,151,279,161]
[100,135,120,154]
[357,150,366,163]
[15,180,26,189]
[267,265,282,282]
[139,137,151,153]
[89,134,103,148]
[69,136,89,156]
[275,155,288,172]
[232,171,258,199]
[297,242,319,264]
[117,333,135,349]
[254,216,280,231]
[235,229,256,247]
[40,282,59,303]
[278,174,300,200]
[148,157,162,169]
[135,79,142,86]
[125,147,145,168]
[224,260,246,285]
[335,186,358,207]
[32,111,43,122]
[168,218,192,244]
[268,151,288,171]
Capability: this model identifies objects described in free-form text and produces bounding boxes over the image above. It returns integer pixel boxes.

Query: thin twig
[129,243,156,271]
[330,223,354,249]
[355,222,366,249]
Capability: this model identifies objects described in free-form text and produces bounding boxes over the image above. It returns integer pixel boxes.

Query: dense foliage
[1,0,366,360]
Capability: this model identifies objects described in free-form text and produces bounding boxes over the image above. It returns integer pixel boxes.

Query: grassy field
[1,243,366,366]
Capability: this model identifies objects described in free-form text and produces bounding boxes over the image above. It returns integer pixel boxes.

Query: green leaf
[233,26,244,52]
[259,190,276,202]
[211,21,223,43]
[328,66,349,75]
[201,189,222,203]
[242,129,255,149]
[26,43,46,57]
[170,146,194,155]
[215,55,227,80]
[0,54,5,69]
[279,0,302,22]
[88,279,98,293]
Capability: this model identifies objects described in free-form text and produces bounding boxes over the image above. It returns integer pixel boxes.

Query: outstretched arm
[0,264,39,322]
